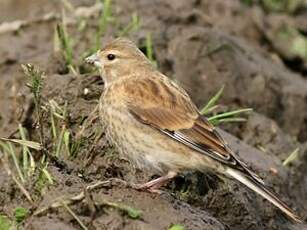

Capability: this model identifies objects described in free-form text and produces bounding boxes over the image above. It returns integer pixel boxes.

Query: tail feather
[226,167,302,223]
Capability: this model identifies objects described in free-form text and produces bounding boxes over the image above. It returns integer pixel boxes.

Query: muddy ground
[0,0,307,229]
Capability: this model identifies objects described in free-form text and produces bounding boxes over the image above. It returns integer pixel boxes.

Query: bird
[85,37,302,223]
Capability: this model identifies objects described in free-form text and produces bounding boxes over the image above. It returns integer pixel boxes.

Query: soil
[0,0,306,230]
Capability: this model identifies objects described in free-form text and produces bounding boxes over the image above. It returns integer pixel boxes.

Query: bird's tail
[225,167,302,223]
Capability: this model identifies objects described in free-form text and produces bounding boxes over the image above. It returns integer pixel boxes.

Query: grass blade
[18,124,30,173]
[0,138,42,150]
[201,104,220,115]
[200,85,224,115]
[63,130,70,156]
[50,109,57,140]
[55,126,66,157]
[29,151,36,175]
[42,166,54,185]
[8,143,25,183]
[209,117,247,126]
[283,148,299,166]
[56,23,73,67]
[103,201,142,219]
[0,142,25,183]
[62,202,88,230]
[208,108,253,122]
[145,33,157,66]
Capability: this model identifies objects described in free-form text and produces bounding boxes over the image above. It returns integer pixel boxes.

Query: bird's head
[85,38,153,84]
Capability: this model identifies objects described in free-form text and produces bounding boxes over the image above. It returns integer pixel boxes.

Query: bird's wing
[123,75,263,184]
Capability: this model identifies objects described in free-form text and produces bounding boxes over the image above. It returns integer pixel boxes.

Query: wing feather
[124,75,264,184]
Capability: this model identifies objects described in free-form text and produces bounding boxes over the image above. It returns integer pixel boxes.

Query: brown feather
[180,116,229,156]
[124,73,267,185]
[124,74,228,151]
[124,75,197,130]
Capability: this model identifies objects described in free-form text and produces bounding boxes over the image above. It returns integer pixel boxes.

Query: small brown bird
[85,38,301,222]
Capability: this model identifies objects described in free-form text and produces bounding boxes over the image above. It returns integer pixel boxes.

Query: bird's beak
[85,53,102,67]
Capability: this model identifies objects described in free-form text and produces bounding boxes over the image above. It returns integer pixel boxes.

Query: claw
[134,171,177,193]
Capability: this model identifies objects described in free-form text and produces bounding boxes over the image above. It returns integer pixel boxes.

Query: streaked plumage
[85,38,302,223]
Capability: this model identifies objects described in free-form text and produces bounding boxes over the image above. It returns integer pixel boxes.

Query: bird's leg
[136,171,177,193]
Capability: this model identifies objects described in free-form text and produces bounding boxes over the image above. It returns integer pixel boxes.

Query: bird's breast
[98,91,217,175]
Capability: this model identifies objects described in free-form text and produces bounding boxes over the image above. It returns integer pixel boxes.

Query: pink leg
[137,171,177,193]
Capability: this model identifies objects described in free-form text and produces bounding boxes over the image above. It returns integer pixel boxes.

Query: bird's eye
[107,54,116,61]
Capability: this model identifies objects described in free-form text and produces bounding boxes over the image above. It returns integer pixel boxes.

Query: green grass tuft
[22,64,43,104]
[208,108,253,126]
[201,85,224,115]
[0,215,12,230]
[48,100,72,158]
[22,64,45,145]
[200,86,253,125]
[56,23,74,69]
[14,207,28,224]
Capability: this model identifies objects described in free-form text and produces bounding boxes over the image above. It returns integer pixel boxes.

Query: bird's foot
[133,171,177,194]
